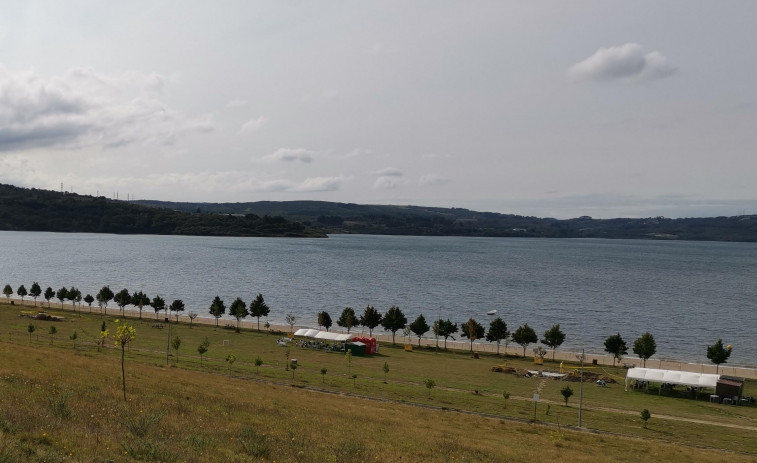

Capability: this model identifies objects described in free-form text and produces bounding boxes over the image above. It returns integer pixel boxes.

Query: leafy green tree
[437,319,458,350]
[43,287,55,308]
[285,313,297,333]
[706,339,732,373]
[70,330,78,348]
[254,356,263,375]
[337,307,357,333]
[632,332,657,367]
[2,284,12,302]
[114,288,131,314]
[97,286,114,314]
[461,318,485,352]
[424,378,436,398]
[560,385,574,406]
[318,311,333,331]
[382,362,390,383]
[229,297,248,331]
[502,391,510,409]
[226,354,236,375]
[27,323,35,343]
[381,305,407,345]
[541,324,566,361]
[113,320,136,401]
[188,312,198,328]
[29,282,42,306]
[320,368,327,384]
[55,287,68,309]
[48,325,57,345]
[360,305,383,337]
[151,295,166,321]
[171,336,182,363]
[604,333,628,366]
[640,409,651,428]
[169,299,185,323]
[131,291,150,320]
[409,314,430,347]
[512,324,538,357]
[17,284,27,304]
[209,296,226,328]
[68,287,82,312]
[486,317,509,355]
[197,338,210,366]
[83,294,95,312]
[248,293,270,331]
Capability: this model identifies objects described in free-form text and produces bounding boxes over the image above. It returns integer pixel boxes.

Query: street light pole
[166,317,172,366]
[578,348,584,427]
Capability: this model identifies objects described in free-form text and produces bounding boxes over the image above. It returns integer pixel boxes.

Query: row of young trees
[4,282,733,369]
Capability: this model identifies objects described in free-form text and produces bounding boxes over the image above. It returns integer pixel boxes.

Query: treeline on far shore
[0,183,325,237]
[3,281,735,374]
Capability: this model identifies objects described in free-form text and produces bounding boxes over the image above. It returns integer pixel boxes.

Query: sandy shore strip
[6,297,757,379]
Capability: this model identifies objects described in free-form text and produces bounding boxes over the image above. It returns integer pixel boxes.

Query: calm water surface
[1,231,755,365]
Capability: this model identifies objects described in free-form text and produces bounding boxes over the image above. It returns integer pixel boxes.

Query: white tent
[625,367,720,391]
[294,329,352,342]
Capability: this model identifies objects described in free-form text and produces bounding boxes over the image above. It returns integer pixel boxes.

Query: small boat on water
[486,310,497,316]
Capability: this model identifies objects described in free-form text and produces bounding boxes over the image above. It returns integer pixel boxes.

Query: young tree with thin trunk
[172,336,182,363]
[29,282,41,306]
[512,324,538,357]
[2,284,12,302]
[285,313,297,333]
[198,338,210,366]
[17,284,27,304]
[151,295,166,321]
[409,314,430,347]
[604,333,628,366]
[209,296,226,328]
[360,305,382,337]
[706,339,732,373]
[461,318,485,352]
[437,319,458,350]
[381,305,407,345]
[383,362,389,383]
[84,294,95,312]
[97,286,114,314]
[337,307,357,333]
[633,332,657,367]
[131,291,150,320]
[113,320,136,401]
[55,287,68,309]
[541,324,566,361]
[27,323,35,343]
[44,287,55,308]
[188,312,198,328]
[70,330,78,349]
[226,354,236,375]
[561,385,574,406]
[48,325,57,345]
[114,288,131,315]
[68,287,82,312]
[255,356,263,375]
[169,299,185,323]
[229,297,248,332]
[318,311,332,331]
[248,293,270,331]
[486,317,509,355]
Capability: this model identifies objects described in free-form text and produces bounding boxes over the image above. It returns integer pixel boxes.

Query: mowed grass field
[0,302,755,462]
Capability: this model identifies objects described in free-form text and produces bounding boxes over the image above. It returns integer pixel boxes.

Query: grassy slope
[1,303,755,462]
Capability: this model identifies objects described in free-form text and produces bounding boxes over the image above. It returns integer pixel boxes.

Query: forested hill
[0,184,325,238]
[134,199,757,242]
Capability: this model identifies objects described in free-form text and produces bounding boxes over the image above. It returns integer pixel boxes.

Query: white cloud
[0,66,212,152]
[419,173,449,186]
[371,167,403,177]
[569,43,676,82]
[263,148,315,163]
[374,176,404,190]
[240,116,268,133]
[292,176,345,192]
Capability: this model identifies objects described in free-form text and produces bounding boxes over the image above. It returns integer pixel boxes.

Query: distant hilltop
[134,198,757,242]
[0,184,325,238]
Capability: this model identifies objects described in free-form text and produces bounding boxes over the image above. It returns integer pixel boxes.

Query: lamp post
[576,349,585,427]
[166,304,172,365]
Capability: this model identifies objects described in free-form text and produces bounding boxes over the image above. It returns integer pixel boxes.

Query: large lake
[1,231,755,366]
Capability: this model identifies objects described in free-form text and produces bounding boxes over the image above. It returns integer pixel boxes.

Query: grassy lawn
[1,302,755,461]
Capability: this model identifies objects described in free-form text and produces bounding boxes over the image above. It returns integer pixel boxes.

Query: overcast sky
[1,1,756,219]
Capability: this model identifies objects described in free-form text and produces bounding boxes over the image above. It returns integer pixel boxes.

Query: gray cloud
[240,116,268,133]
[0,66,211,152]
[371,167,403,177]
[569,43,676,82]
[419,173,449,186]
[263,148,315,163]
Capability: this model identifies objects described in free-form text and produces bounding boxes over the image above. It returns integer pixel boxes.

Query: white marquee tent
[625,367,720,391]
[293,328,353,342]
